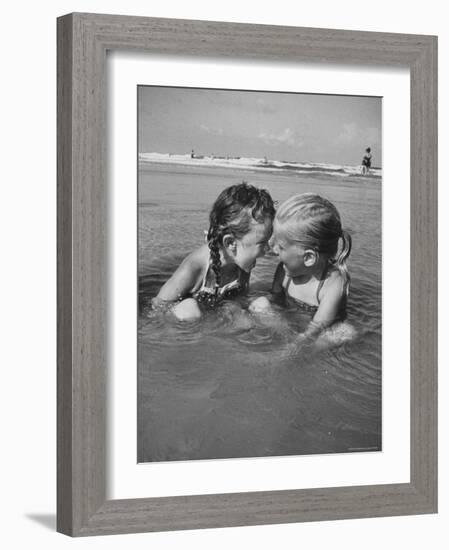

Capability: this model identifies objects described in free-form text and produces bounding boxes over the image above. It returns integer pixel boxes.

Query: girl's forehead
[273,219,282,231]
[273,221,289,240]
[251,219,272,238]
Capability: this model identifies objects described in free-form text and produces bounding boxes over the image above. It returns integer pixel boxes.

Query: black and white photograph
[137,85,382,463]
[2,0,441,544]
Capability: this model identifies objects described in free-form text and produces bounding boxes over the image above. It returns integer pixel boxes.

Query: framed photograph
[57,13,437,536]
[137,85,383,464]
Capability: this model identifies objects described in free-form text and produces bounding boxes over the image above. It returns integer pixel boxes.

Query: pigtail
[335,229,352,294]
[201,182,275,307]
[207,218,222,299]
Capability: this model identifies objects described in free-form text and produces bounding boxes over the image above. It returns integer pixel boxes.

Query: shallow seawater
[137,163,382,462]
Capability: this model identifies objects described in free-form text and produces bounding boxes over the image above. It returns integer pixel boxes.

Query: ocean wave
[139,152,382,179]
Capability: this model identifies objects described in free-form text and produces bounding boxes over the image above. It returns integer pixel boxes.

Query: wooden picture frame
[57,12,437,536]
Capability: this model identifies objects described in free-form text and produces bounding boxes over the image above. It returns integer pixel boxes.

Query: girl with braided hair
[250,193,352,343]
[153,182,275,321]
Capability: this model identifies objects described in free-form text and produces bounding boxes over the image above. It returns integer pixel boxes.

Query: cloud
[336,123,380,148]
[199,124,224,136]
[258,128,304,148]
[336,123,358,145]
[365,126,380,146]
[255,98,277,114]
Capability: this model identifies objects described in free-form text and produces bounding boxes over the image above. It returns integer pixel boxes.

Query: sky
[138,86,382,167]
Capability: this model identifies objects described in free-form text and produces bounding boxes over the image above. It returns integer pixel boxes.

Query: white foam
[139,152,382,178]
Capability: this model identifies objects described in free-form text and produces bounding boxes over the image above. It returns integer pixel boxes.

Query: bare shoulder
[155,244,207,302]
[320,267,346,297]
[174,244,208,284]
[182,244,208,271]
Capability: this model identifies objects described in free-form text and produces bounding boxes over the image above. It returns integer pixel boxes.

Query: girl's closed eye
[274,241,284,254]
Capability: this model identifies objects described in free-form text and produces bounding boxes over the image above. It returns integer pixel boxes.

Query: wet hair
[366,147,371,153]
[275,193,352,290]
[206,182,275,299]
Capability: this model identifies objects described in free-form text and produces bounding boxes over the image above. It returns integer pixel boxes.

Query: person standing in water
[361,147,372,175]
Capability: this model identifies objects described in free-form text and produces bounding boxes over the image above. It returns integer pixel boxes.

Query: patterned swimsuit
[192,256,247,309]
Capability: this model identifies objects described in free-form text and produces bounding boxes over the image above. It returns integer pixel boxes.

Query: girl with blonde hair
[250,193,352,342]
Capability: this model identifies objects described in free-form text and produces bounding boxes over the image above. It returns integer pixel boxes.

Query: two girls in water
[152,182,352,341]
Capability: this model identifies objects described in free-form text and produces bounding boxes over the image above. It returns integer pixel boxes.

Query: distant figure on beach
[151,183,275,321]
[361,147,372,175]
[191,149,195,159]
[250,193,354,349]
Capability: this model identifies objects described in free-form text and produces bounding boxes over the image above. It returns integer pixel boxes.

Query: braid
[335,229,352,293]
[207,225,222,292]
[204,182,275,304]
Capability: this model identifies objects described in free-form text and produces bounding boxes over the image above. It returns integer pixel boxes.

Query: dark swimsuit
[283,276,322,313]
[281,264,347,321]
[362,154,372,168]
[192,255,247,309]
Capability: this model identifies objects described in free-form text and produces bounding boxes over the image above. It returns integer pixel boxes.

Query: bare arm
[153,252,203,305]
[283,273,346,357]
[303,273,346,339]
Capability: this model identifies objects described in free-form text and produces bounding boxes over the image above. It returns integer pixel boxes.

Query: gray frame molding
[57,12,437,536]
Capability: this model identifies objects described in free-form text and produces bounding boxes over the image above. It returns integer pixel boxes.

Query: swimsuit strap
[197,253,213,293]
[285,274,292,294]
[217,278,241,296]
[198,250,242,296]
